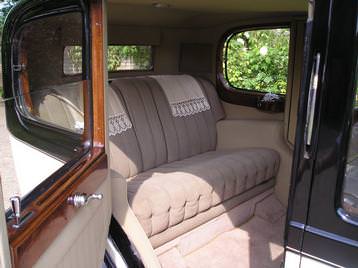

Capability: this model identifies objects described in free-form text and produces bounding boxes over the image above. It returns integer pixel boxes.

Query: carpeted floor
[158,193,286,268]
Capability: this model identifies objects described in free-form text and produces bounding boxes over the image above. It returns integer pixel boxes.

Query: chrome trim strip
[285,246,301,254]
[337,208,358,227]
[289,220,305,230]
[306,225,358,248]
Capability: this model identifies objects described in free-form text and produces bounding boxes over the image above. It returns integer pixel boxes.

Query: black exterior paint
[285,0,358,267]
[109,217,145,268]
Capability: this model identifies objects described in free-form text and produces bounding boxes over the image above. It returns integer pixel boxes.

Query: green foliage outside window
[225,28,290,95]
[64,45,152,74]
[108,45,152,71]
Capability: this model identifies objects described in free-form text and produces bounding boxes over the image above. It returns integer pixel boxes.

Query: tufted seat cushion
[108,75,281,247]
[127,148,280,239]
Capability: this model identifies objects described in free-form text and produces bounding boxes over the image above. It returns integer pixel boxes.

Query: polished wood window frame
[5,0,107,266]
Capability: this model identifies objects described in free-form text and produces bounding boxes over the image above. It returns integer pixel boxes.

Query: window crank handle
[67,193,103,208]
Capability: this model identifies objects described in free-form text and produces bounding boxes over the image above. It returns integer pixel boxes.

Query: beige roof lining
[108,0,307,13]
[107,2,307,28]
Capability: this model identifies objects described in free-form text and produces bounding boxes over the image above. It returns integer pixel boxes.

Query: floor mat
[158,194,286,268]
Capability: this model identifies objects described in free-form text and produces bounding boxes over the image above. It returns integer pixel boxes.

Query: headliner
[107,0,307,28]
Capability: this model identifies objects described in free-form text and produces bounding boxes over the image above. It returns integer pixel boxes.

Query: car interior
[1,0,313,267]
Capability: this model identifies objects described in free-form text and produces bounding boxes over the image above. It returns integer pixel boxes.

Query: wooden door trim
[91,0,105,147]
[7,0,107,266]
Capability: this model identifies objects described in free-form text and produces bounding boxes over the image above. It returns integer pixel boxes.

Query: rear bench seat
[108,75,280,248]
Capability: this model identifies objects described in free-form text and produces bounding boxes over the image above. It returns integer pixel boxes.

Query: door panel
[285,0,358,267]
[1,0,109,266]
[34,179,111,268]
[9,153,108,267]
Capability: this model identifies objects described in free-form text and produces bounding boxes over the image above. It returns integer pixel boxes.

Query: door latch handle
[304,53,321,159]
[67,193,103,208]
[9,196,33,229]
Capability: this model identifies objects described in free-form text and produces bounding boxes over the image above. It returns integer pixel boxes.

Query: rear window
[64,45,153,74]
[223,28,290,95]
[108,45,153,71]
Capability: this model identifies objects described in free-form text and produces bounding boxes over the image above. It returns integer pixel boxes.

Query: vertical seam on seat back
[192,114,205,153]
[133,78,165,168]
[129,80,157,170]
[109,81,144,173]
[194,77,218,151]
[145,77,180,163]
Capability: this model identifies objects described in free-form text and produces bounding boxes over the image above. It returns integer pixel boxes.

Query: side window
[223,28,290,95]
[108,45,153,72]
[341,87,358,218]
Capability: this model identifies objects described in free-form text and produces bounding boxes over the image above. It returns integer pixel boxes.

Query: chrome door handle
[67,193,103,208]
[304,53,321,159]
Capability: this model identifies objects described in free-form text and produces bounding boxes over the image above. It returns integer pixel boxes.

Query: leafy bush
[225,28,290,95]
[108,45,152,71]
[64,45,152,73]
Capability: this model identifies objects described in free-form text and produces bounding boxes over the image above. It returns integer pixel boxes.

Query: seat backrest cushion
[109,75,225,177]
[110,77,167,172]
[108,84,143,178]
[149,76,224,162]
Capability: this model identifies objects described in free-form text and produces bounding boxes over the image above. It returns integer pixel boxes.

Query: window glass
[224,28,290,95]
[342,87,358,217]
[16,12,84,134]
[108,45,153,71]
[0,11,86,210]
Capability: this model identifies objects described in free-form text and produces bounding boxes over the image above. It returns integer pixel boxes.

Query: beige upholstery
[128,148,279,239]
[157,191,286,268]
[109,75,281,247]
[109,76,225,177]
[216,119,292,205]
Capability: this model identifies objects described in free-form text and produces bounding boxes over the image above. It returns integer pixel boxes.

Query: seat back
[109,75,225,178]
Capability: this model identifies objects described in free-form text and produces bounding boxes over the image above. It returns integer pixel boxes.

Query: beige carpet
[158,193,286,268]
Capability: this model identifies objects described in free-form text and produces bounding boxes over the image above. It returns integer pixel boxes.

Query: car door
[0,0,110,267]
[285,0,358,267]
